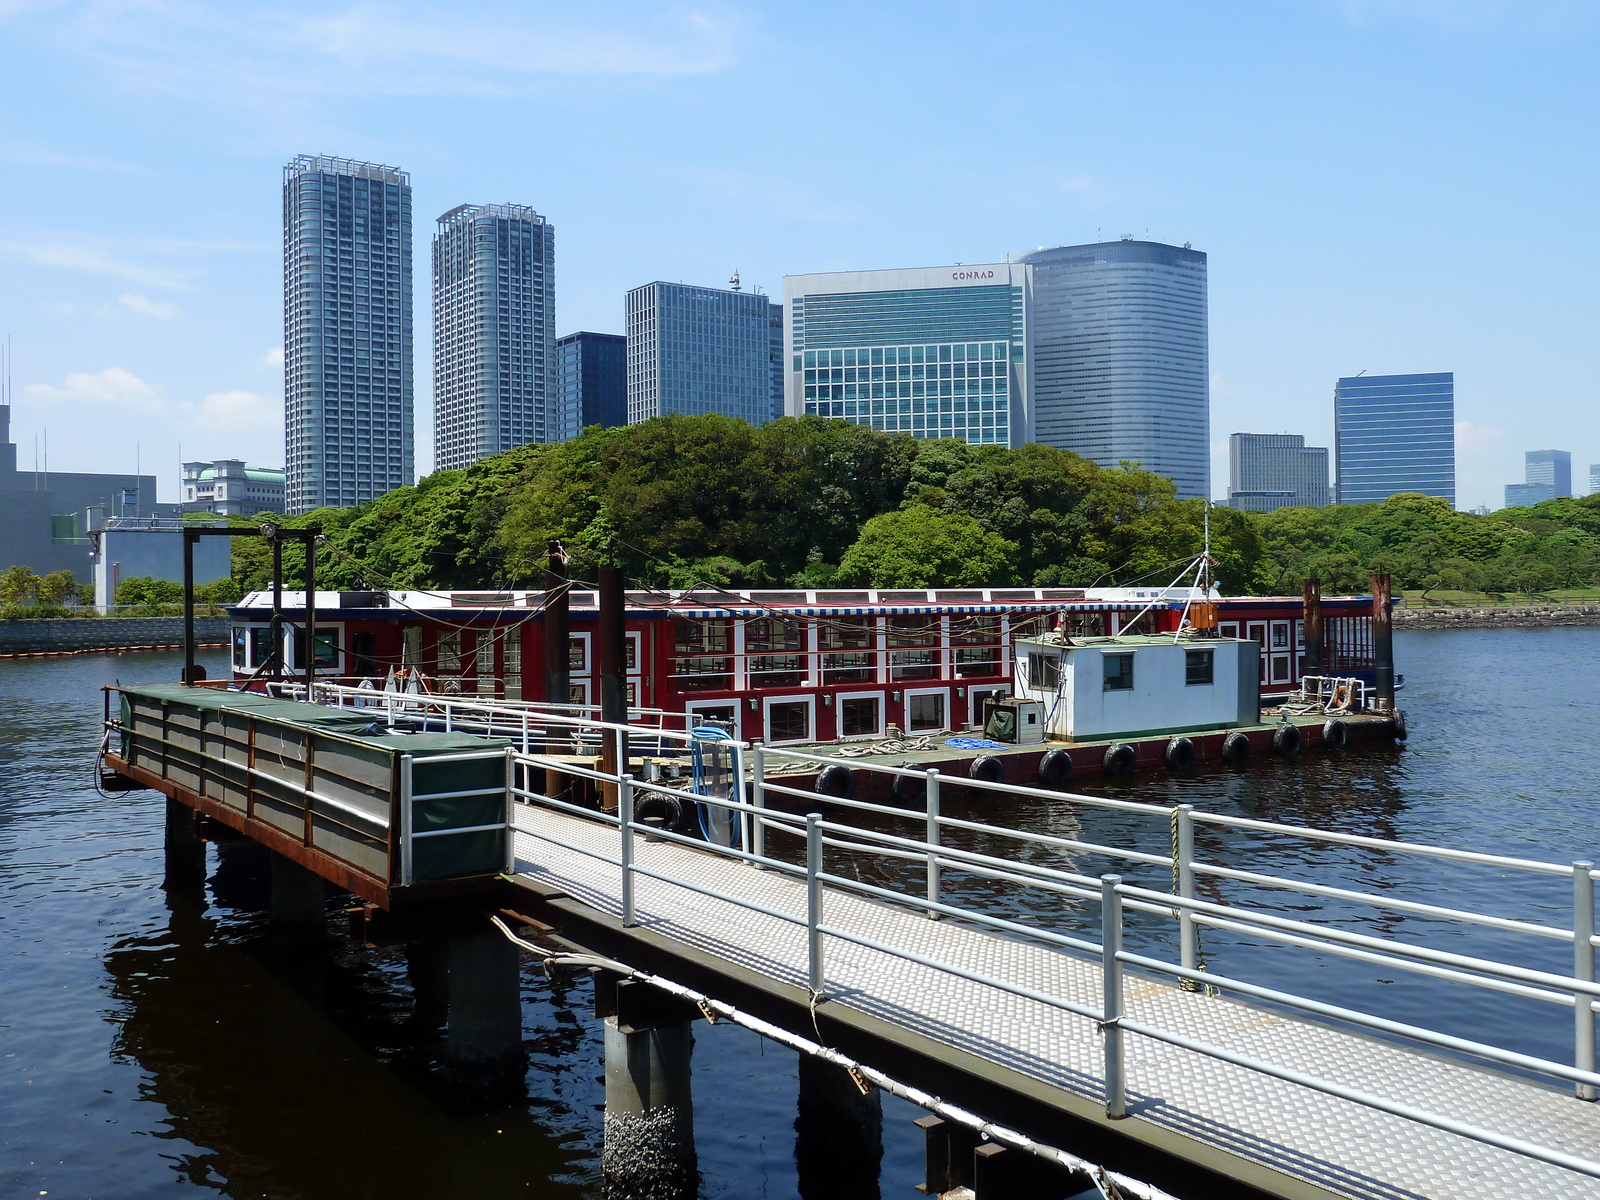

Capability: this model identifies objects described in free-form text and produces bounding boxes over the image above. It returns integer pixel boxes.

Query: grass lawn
[1397,587,1600,607]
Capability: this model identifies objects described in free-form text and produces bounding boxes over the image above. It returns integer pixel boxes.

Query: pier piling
[795,1055,883,1200]
[443,926,526,1103]
[268,851,326,932]
[602,1014,697,1198]
[162,798,206,894]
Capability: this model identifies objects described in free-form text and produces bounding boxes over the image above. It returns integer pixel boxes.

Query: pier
[100,681,1600,1200]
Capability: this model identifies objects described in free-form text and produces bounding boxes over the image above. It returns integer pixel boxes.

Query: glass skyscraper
[1334,372,1455,506]
[283,155,413,515]
[432,203,554,471]
[1505,449,1571,508]
[625,283,780,426]
[1227,433,1330,511]
[554,332,627,441]
[1018,241,1209,499]
[784,264,1029,448]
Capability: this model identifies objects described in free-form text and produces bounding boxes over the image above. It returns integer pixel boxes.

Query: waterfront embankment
[0,616,229,656]
[1395,604,1600,630]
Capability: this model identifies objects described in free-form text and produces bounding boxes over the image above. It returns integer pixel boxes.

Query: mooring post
[1371,572,1394,713]
[1101,874,1126,1119]
[1302,576,1323,682]
[162,797,205,892]
[444,925,525,1104]
[795,1055,882,1200]
[181,529,198,684]
[925,768,941,920]
[543,539,570,711]
[1576,861,1596,1101]
[603,1016,697,1197]
[1177,804,1197,977]
[268,850,325,932]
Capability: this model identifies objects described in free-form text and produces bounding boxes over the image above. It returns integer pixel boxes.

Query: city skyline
[1,4,1597,510]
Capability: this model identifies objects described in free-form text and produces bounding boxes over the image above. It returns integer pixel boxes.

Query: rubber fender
[816,763,856,800]
[1221,731,1252,766]
[1037,748,1074,786]
[968,755,1005,785]
[1164,736,1196,771]
[634,790,685,830]
[1273,723,1303,756]
[892,770,925,803]
[1321,718,1349,749]
[1102,743,1136,775]
[1391,709,1408,742]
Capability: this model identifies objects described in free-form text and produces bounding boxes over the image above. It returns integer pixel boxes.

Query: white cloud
[1455,419,1503,456]
[190,389,278,433]
[25,366,166,412]
[118,292,178,318]
[0,238,199,290]
[260,347,285,368]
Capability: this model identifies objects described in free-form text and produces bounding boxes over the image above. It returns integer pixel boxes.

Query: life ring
[1273,723,1303,756]
[1329,682,1353,712]
[1165,736,1196,771]
[1322,718,1349,749]
[816,763,856,800]
[1391,709,1408,742]
[1037,748,1074,786]
[1221,731,1252,766]
[968,755,1005,785]
[635,790,685,831]
[892,770,925,803]
[1103,743,1137,775]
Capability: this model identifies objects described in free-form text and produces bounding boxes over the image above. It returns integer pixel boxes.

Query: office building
[626,283,781,426]
[1018,240,1208,498]
[1590,464,1600,496]
[283,155,413,514]
[785,264,1030,448]
[181,459,286,516]
[768,303,785,423]
[1333,373,1455,506]
[1227,434,1330,511]
[555,332,626,440]
[433,203,555,470]
[1505,449,1572,508]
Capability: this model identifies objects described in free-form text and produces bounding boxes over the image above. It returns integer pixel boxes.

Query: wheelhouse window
[1103,653,1134,691]
[839,695,881,738]
[291,628,338,671]
[820,617,875,684]
[746,617,804,688]
[438,630,462,673]
[674,619,732,691]
[887,615,940,681]
[952,616,1001,677]
[1185,649,1214,686]
[1028,652,1060,690]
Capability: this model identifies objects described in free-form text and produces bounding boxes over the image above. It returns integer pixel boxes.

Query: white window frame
[1270,620,1292,651]
[834,690,886,740]
[903,686,951,734]
[569,631,592,676]
[762,693,816,745]
[1218,620,1240,640]
[968,685,1010,729]
[686,698,741,740]
[289,621,344,674]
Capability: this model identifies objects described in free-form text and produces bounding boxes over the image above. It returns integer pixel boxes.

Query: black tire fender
[1103,743,1136,775]
[1391,709,1408,742]
[816,763,855,800]
[635,790,685,830]
[968,755,1005,785]
[1222,731,1252,766]
[892,770,925,803]
[1037,748,1074,786]
[1164,736,1196,771]
[1273,723,1303,756]
[1322,718,1349,749]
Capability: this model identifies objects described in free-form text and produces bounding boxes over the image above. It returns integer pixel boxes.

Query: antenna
[729,269,741,292]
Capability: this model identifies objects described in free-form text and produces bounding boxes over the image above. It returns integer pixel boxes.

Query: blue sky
[0,1,1595,509]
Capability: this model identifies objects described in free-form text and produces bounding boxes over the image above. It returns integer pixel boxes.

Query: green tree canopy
[836,504,1020,588]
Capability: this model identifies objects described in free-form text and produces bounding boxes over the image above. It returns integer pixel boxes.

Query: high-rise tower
[1019,241,1209,500]
[1334,372,1455,506]
[282,155,413,514]
[433,203,555,470]
[625,282,779,426]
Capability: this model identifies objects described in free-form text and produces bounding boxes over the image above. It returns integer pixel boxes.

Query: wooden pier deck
[510,803,1600,1200]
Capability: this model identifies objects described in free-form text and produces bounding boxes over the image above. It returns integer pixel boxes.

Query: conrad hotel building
[784,264,1031,448]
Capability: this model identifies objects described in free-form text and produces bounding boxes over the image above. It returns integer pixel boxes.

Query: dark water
[3,631,1599,1198]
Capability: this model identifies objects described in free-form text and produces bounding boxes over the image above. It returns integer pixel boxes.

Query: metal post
[181,529,197,684]
[751,743,766,867]
[543,540,570,709]
[1101,874,1126,1119]
[598,564,627,807]
[1177,804,1197,975]
[807,813,825,999]
[925,768,941,920]
[620,774,636,927]
[399,754,415,886]
[1577,861,1596,1101]
[731,741,749,852]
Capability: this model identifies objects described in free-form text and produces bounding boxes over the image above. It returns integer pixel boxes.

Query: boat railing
[505,726,1600,1184]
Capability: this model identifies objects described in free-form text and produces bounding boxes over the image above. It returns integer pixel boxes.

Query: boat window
[351,631,378,677]
[767,700,811,742]
[232,627,248,669]
[439,630,462,673]
[1028,652,1060,689]
[569,636,587,672]
[887,615,939,681]
[953,616,1001,677]
[821,617,875,684]
[1185,649,1214,686]
[674,619,732,691]
[907,692,947,732]
[747,617,804,689]
[1103,653,1134,691]
[839,696,880,738]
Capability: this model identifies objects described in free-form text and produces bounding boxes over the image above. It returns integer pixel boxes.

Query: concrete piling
[603,1017,697,1198]
[268,852,326,932]
[162,798,205,893]
[795,1054,883,1199]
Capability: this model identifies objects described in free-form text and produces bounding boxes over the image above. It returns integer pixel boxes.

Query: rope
[1169,808,1215,996]
[834,735,938,758]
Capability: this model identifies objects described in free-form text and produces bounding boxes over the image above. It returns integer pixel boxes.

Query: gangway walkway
[510,800,1600,1200]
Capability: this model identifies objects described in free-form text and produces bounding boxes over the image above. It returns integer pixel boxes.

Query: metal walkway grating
[512,806,1600,1200]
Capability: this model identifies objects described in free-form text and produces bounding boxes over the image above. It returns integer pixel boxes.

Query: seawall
[0,616,230,657]
[1395,605,1600,631]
